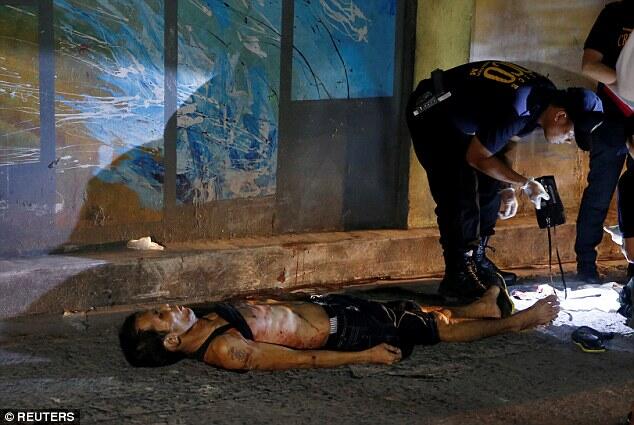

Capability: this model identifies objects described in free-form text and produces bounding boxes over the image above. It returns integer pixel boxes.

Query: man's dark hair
[548,89,568,109]
[547,88,604,151]
[119,312,186,368]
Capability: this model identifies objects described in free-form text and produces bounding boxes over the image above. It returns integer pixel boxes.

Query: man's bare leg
[435,295,560,342]
[421,286,502,319]
[448,286,502,319]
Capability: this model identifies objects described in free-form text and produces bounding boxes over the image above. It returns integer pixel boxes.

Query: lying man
[119,287,559,371]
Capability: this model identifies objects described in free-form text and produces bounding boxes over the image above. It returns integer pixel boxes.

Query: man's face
[543,109,574,145]
[135,304,196,336]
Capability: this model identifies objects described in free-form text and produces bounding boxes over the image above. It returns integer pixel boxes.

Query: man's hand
[521,178,550,209]
[498,187,518,220]
[365,343,402,365]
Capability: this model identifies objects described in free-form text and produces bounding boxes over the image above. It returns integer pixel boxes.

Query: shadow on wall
[57,66,279,251]
[517,61,596,89]
[0,0,282,257]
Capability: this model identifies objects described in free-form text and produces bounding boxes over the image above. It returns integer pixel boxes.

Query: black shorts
[311,294,440,358]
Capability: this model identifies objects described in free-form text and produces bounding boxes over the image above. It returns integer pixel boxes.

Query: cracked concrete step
[0,221,622,319]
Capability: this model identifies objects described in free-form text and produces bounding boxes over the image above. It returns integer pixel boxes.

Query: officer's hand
[521,178,550,210]
[498,188,518,220]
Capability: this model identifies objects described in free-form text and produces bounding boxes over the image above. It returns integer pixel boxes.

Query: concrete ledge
[0,219,622,319]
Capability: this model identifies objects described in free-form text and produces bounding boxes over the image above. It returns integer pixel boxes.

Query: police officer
[576,0,634,284]
[407,60,603,299]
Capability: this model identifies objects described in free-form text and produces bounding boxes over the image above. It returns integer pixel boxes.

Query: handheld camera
[534,175,568,297]
[534,175,565,229]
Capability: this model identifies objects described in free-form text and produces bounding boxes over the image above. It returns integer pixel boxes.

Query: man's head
[119,304,197,367]
[541,88,603,149]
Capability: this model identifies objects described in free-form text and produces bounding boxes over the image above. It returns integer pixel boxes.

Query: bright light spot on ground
[512,282,634,352]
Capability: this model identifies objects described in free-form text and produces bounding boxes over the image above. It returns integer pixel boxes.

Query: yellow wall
[408,0,475,228]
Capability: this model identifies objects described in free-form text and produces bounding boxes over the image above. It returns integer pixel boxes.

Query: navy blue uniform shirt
[438,61,556,154]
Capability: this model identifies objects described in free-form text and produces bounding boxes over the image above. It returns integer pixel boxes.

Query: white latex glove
[521,177,550,210]
[498,188,518,220]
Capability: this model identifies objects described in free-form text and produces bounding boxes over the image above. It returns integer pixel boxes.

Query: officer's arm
[465,136,528,186]
[206,334,401,371]
[582,48,617,85]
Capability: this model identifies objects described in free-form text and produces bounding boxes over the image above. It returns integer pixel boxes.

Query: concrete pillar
[408,0,476,228]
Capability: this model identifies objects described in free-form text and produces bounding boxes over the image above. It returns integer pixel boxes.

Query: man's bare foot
[465,286,502,319]
[515,295,560,330]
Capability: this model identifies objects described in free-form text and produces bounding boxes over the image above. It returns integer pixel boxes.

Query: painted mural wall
[292,0,396,100]
[0,4,40,168]
[176,0,281,203]
[0,0,406,256]
[54,0,166,230]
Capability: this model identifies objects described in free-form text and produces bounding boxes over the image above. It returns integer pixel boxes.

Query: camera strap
[546,221,568,299]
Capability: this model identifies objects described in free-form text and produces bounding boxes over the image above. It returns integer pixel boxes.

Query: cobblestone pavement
[1,276,633,425]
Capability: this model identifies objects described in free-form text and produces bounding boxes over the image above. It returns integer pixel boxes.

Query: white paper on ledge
[126,236,164,251]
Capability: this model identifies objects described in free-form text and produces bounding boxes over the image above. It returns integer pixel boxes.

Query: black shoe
[475,236,518,287]
[577,264,601,285]
[618,277,633,319]
[438,251,487,300]
[627,263,634,280]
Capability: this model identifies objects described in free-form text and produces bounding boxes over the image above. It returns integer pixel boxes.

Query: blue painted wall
[292,0,397,100]
[0,0,409,256]
[176,0,281,203]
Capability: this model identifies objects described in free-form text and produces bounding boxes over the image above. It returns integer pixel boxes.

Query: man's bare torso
[204,300,330,349]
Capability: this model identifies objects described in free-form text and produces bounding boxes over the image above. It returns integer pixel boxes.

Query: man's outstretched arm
[206,335,402,371]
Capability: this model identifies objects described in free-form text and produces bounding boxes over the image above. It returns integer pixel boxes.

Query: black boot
[577,262,601,285]
[628,262,634,280]
[475,236,517,287]
[438,250,488,300]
